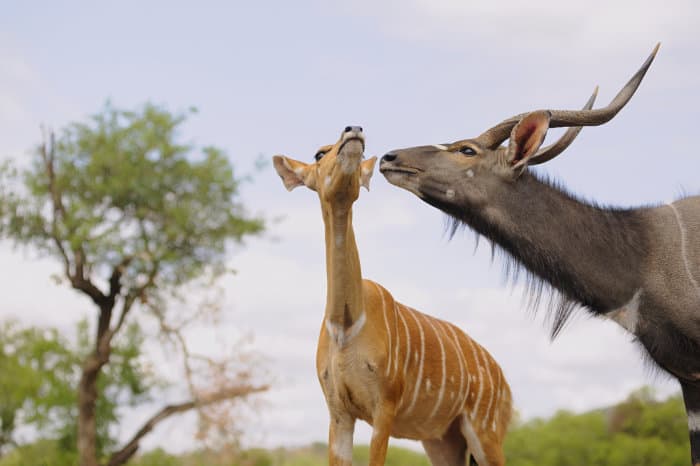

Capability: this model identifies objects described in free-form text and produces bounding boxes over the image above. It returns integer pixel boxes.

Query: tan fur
[274,128,512,466]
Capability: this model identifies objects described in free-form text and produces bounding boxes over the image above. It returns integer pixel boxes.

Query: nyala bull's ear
[360,157,377,191]
[507,111,551,172]
[272,155,317,191]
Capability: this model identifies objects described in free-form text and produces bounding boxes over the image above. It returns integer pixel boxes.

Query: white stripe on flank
[373,282,393,376]
[425,317,447,420]
[405,309,426,414]
[393,303,401,376]
[668,202,700,297]
[398,307,411,377]
[466,337,485,420]
[489,368,502,432]
[478,346,495,428]
[482,355,497,430]
[442,323,468,413]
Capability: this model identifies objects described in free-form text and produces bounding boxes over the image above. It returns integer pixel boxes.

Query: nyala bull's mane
[442,171,650,339]
[445,214,580,338]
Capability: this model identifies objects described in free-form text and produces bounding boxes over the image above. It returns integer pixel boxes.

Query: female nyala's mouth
[338,136,365,155]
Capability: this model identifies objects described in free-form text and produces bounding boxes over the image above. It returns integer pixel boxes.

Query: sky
[1,0,699,454]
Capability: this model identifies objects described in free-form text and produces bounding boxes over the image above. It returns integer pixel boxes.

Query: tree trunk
[77,305,113,466]
[77,357,100,466]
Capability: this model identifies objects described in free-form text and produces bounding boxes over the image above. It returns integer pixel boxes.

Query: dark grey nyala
[380,44,700,466]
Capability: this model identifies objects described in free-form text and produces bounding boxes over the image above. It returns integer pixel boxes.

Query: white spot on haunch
[446,189,455,199]
[466,169,475,178]
[607,290,642,334]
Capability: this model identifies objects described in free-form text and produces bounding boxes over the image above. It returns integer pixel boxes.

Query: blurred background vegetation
[0,380,688,465]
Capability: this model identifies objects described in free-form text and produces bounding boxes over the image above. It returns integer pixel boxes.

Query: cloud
[336,0,698,58]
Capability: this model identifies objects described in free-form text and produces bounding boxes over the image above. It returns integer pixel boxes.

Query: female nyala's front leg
[329,414,355,466]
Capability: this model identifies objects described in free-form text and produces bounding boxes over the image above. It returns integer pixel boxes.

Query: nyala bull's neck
[322,204,364,329]
[457,171,648,314]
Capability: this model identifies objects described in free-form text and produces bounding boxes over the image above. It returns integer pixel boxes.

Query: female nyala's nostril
[344,126,362,133]
[381,152,397,163]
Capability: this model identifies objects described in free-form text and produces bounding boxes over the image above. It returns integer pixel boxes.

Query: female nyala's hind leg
[421,418,466,466]
[460,414,505,466]
[680,379,700,466]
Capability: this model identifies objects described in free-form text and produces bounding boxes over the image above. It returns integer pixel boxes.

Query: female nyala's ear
[360,157,377,191]
[272,155,317,191]
[507,111,551,171]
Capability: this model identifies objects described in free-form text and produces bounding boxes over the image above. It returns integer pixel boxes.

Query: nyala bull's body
[379,44,700,465]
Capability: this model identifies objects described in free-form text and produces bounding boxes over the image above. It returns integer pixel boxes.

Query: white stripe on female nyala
[274,127,512,466]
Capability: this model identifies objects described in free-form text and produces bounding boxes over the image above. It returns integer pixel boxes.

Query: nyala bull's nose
[344,126,363,133]
[381,152,397,163]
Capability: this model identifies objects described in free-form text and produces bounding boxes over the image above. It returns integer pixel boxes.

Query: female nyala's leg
[368,404,397,466]
[421,418,467,466]
[328,414,355,466]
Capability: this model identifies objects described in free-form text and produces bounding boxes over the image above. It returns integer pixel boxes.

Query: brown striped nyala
[380,44,700,466]
[274,127,512,466]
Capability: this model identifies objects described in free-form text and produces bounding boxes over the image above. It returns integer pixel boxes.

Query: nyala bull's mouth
[379,165,420,176]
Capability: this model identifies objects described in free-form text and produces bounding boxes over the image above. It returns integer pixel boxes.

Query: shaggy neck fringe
[445,171,648,338]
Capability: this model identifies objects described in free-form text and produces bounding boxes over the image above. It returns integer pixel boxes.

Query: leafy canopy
[0,102,263,293]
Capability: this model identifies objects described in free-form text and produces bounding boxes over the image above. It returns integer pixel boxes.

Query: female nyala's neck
[464,172,648,313]
[322,204,365,329]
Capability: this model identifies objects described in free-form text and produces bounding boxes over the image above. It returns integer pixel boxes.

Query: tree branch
[39,129,110,309]
[106,384,269,466]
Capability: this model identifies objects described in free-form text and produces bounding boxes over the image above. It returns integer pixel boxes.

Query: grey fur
[379,45,700,464]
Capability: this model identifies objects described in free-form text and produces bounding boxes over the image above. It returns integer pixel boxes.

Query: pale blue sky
[1,0,699,452]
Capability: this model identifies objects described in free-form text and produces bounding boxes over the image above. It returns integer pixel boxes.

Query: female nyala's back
[363,280,512,465]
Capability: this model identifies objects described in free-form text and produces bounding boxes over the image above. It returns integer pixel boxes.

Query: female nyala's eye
[314,151,327,161]
[459,146,477,157]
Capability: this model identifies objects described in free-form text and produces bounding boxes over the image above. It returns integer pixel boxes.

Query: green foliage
[504,389,689,466]
[125,388,690,466]
[0,439,77,466]
[0,319,160,461]
[0,101,263,293]
[128,444,430,466]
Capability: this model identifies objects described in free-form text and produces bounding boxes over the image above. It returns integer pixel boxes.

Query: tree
[0,103,268,466]
[0,319,158,465]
